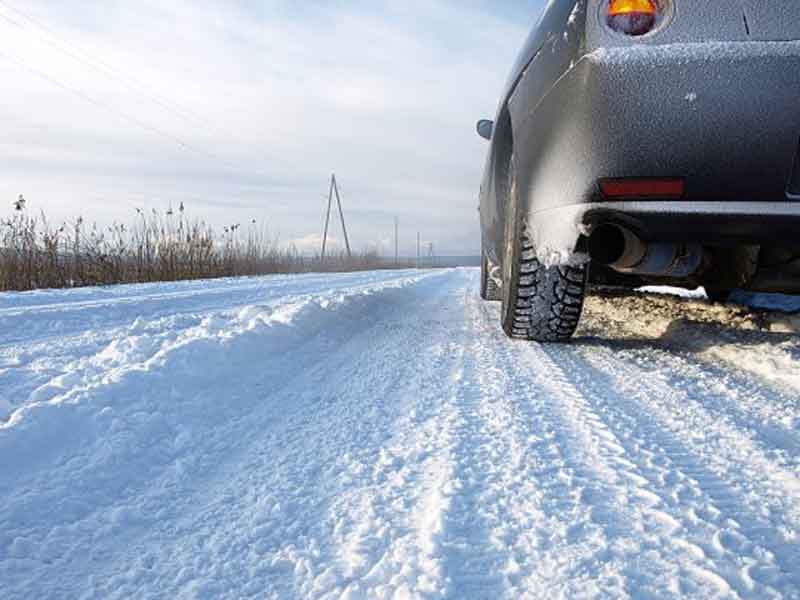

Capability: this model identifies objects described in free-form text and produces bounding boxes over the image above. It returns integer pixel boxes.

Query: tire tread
[504,230,587,342]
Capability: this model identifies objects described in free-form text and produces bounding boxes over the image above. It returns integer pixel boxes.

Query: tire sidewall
[480,245,489,298]
[501,156,522,335]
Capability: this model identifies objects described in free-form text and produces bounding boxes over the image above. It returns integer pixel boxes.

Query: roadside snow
[641,285,800,321]
[584,290,800,408]
[639,285,707,300]
[0,394,12,421]
[1,270,798,599]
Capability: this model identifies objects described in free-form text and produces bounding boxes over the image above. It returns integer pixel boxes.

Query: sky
[0,0,544,256]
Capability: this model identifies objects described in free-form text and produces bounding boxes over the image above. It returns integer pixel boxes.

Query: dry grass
[0,198,389,292]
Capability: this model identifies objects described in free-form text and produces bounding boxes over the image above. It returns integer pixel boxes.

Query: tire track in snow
[475,300,783,597]
[438,294,677,597]
[437,291,771,598]
[578,335,800,474]
[573,335,800,524]
[449,297,626,599]
[434,314,516,597]
[307,324,467,597]
[507,348,723,597]
[320,347,462,599]
[580,300,800,467]
[543,341,800,596]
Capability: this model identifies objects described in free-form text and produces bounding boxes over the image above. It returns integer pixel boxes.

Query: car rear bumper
[528,200,800,266]
[580,41,800,203]
[509,40,800,262]
[581,201,800,244]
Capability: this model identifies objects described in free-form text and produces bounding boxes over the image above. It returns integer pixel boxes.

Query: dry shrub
[0,200,394,292]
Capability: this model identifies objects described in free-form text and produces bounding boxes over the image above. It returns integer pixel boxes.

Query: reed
[0,197,392,292]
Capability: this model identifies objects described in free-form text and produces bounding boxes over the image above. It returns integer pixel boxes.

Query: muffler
[589,224,704,278]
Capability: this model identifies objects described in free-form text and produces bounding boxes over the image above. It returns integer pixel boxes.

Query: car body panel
[515,41,800,264]
[740,2,800,41]
[479,0,800,272]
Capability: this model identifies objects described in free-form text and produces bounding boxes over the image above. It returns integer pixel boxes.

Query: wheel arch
[488,104,515,268]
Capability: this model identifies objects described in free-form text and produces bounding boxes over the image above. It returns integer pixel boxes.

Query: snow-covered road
[1,269,799,599]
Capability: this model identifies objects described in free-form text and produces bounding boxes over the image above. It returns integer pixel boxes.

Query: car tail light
[600,178,685,199]
[607,0,658,36]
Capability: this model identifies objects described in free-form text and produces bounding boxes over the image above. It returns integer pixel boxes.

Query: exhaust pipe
[589,224,703,278]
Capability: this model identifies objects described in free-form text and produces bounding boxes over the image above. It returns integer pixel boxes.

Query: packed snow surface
[1,269,799,599]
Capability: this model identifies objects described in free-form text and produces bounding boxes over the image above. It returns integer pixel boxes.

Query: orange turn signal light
[600,178,685,200]
[608,0,657,17]
[607,0,658,36]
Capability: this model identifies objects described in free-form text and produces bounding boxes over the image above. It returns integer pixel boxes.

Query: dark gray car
[477,0,800,341]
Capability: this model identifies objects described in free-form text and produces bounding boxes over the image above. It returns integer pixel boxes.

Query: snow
[1,269,799,599]
[642,285,800,317]
[0,394,12,420]
[639,285,708,299]
[567,1,582,27]
[589,40,800,67]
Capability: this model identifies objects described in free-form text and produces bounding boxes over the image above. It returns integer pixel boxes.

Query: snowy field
[1,268,799,599]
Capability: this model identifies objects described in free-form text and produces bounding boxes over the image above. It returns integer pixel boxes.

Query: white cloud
[0,0,539,255]
[290,233,336,255]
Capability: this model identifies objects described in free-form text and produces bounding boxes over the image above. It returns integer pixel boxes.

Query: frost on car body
[477,0,800,341]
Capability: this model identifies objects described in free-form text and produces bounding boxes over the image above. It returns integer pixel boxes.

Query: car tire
[480,249,502,301]
[500,156,587,342]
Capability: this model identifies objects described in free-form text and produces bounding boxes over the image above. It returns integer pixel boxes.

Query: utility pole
[321,176,334,262]
[332,175,352,259]
[394,217,399,266]
[320,173,352,263]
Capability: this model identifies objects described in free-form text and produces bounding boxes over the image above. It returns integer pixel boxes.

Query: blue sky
[0,0,544,255]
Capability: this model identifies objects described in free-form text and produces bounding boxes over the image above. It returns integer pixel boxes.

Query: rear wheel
[480,249,502,301]
[500,157,587,342]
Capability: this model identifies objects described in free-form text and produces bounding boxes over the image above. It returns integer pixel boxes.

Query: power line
[0,3,282,190]
[0,0,205,127]
[0,46,276,183]
[0,47,204,157]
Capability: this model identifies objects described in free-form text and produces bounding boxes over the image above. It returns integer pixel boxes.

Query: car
[477,0,800,342]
